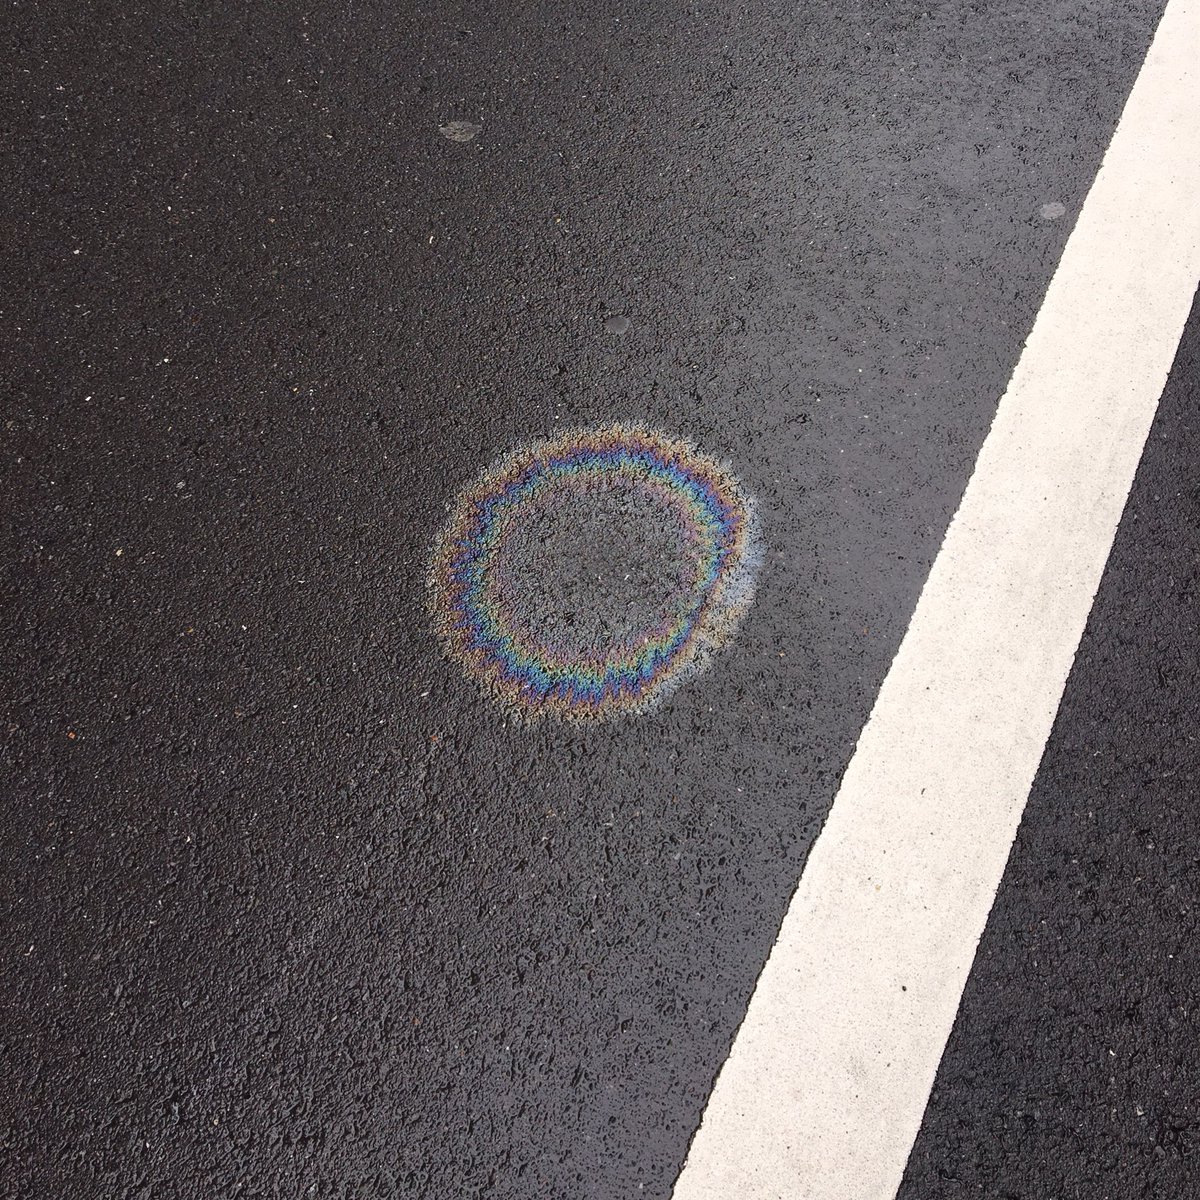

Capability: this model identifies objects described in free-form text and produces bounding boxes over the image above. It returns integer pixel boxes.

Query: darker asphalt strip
[898,291,1200,1200]
[0,2,1168,1198]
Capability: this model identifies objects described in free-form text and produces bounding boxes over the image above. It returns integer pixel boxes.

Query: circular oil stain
[428,424,762,721]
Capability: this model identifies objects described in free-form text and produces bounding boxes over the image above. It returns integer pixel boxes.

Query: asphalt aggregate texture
[0,1,1180,1197]
[897,295,1200,1200]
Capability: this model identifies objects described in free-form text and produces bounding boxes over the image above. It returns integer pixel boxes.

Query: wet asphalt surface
[1,1,1184,1197]
[898,296,1200,1200]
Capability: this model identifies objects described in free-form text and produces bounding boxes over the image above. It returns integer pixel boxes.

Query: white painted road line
[671,2,1200,1197]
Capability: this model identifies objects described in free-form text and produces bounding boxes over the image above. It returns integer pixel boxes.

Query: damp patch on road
[428,424,762,721]
[438,120,481,142]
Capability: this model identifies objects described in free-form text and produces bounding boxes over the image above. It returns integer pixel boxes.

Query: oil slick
[429,424,762,722]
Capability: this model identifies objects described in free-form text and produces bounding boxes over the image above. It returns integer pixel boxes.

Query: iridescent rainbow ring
[428,424,762,721]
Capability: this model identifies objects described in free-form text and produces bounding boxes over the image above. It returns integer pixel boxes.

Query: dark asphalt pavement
[1,1,1187,1197]
[898,294,1200,1200]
